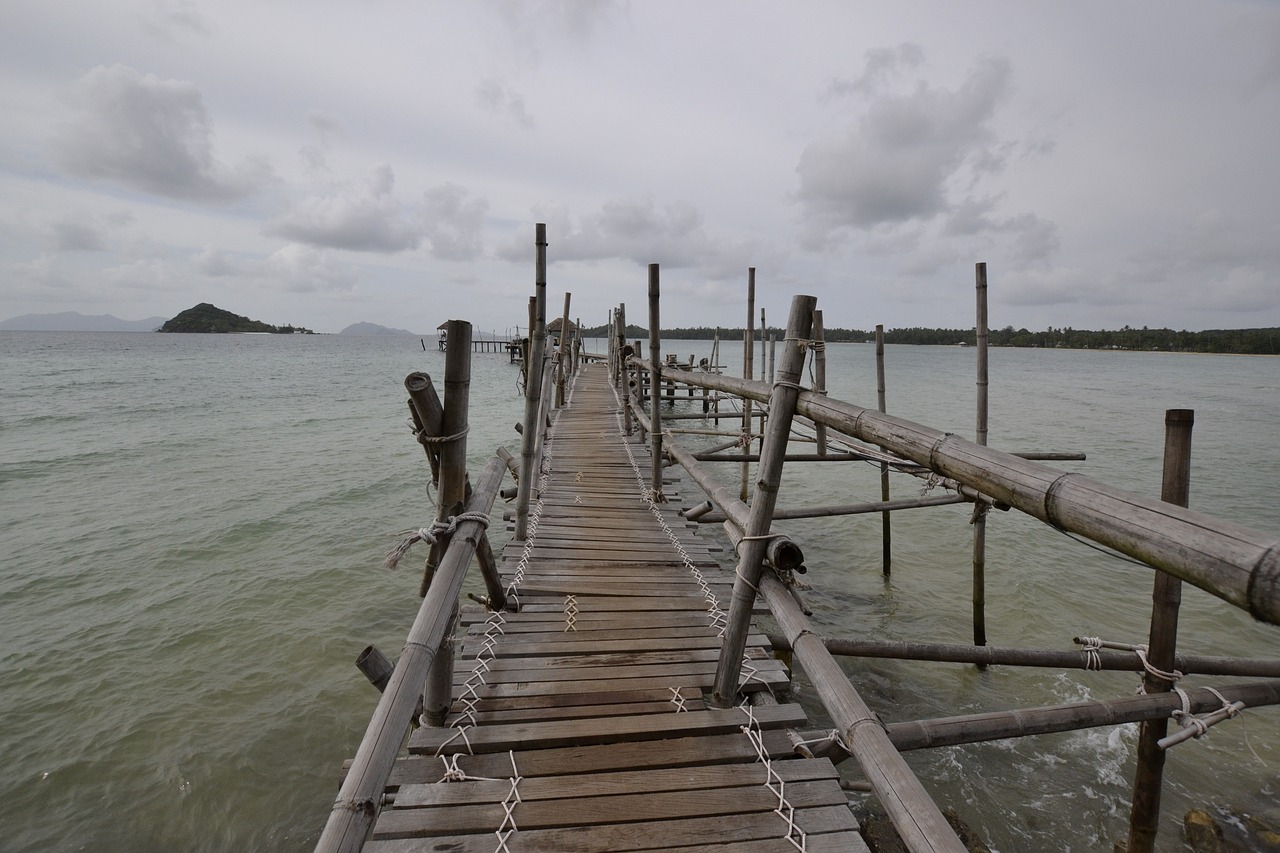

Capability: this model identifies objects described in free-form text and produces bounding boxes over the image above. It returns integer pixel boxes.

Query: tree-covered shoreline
[580,324,1280,355]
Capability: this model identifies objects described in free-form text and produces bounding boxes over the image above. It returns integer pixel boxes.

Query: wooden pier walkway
[362,363,869,852]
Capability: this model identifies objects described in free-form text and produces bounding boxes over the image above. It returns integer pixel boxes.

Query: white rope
[609,380,728,634]
[738,701,808,851]
[668,687,689,713]
[383,511,491,570]
[493,751,523,853]
[563,594,578,632]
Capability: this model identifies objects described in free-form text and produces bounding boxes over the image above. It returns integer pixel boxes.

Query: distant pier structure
[436,320,523,355]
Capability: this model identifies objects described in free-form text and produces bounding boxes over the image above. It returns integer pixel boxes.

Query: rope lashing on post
[1073,636,1184,683]
[1162,686,1247,750]
[382,512,491,570]
[609,380,728,635]
[738,700,809,852]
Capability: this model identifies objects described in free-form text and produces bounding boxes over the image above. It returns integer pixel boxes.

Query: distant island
[0,311,167,332]
[159,303,313,334]
[338,322,419,336]
[586,324,1280,355]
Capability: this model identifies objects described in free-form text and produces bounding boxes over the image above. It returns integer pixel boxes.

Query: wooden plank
[445,696,708,726]
[378,730,808,786]
[395,758,840,807]
[373,779,848,837]
[454,657,788,686]
[368,805,862,850]
[410,703,807,755]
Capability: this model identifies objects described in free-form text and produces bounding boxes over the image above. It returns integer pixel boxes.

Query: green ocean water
[1,330,1275,851]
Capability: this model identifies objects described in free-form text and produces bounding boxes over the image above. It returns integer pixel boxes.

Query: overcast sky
[3,1,1278,334]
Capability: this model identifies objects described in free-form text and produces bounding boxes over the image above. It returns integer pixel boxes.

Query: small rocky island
[159,303,313,334]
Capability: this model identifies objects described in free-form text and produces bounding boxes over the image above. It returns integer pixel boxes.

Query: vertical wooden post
[876,324,891,575]
[422,318,471,725]
[712,295,816,707]
[555,292,572,408]
[648,265,665,501]
[741,270,756,501]
[973,262,989,648]
[572,316,581,377]
[515,224,547,541]
[615,306,633,437]
[1125,409,1194,853]
[813,310,827,455]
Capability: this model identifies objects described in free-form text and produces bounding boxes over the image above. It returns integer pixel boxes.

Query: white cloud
[265,164,422,252]
[797,55,1013,245]
[263,244,358,293]
[54,65,268,203]
[422,184,489,261]
[475,78,535,129]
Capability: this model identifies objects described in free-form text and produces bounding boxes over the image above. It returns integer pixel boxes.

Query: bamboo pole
[514,224,547,541]
[1126,408,1194,853]
[657,365,1280,624]
[757,570,968,852]
[617,306,632,437]
[648,264,665,501]
[764,635,1280,677]
[883,680,1280,754]
[554,292,571,408]
[315,456,505,853]
[712,294,815,707]
[693,494,967,524]
[974,262,989,648]
[813,310,828,455]
[741,269,755,502]
[876,324,891,575]
[420,319,471,725]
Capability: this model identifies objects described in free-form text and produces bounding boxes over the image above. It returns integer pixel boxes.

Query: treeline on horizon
[575,323,1280,355]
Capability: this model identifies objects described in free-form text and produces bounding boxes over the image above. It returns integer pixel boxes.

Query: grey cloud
[499,198,751,280]
[826,43,924,98]
[50,220,107,252]
[797,55,1012,246]
[264,244,358,293]
[192,245,238,276]
[54,65,266,203]
[476,78,535,129]
[48,211,135,252]
[422,184,488,261]
[266,165,423,252]
[141,0,213,40]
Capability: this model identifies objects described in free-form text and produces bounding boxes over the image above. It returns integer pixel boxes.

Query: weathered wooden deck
[361,363,869,852]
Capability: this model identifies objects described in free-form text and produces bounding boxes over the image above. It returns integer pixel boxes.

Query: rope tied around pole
[382,511,492,570]
[1163,686,1247,750]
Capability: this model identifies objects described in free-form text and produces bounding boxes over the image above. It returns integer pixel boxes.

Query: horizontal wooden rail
[665,368,1280,625]
[314,455,506,853]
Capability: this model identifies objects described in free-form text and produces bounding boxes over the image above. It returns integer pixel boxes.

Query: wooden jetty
[319,225,1280,853]
[367,363,866,851]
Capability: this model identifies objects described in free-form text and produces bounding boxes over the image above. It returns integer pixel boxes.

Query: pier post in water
[740,269,756,501]
[812,310,827,455]
[1125,409,1194,852]
[712,294,815,707]
[555,292,571,408]
[973,262,989,648]
[421,319,471,725]
[647,265,665,501]
[515,224,547,541]
[876,324,892,574]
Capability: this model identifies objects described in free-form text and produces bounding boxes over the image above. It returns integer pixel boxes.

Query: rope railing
[314,455,507,853]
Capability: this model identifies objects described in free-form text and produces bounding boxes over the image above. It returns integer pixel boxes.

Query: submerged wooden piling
[876,324,892,575]
[1126,408,1194,853]
[515,225,547,542]
[712,294,815,707]
[973,262,989,648]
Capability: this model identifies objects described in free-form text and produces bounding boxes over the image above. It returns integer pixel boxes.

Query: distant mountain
[159,303,313,334]
[339,322,419,336]
[0,311,168,332]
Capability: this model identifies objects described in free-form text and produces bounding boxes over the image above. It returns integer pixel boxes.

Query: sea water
[0,331,1275,851]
